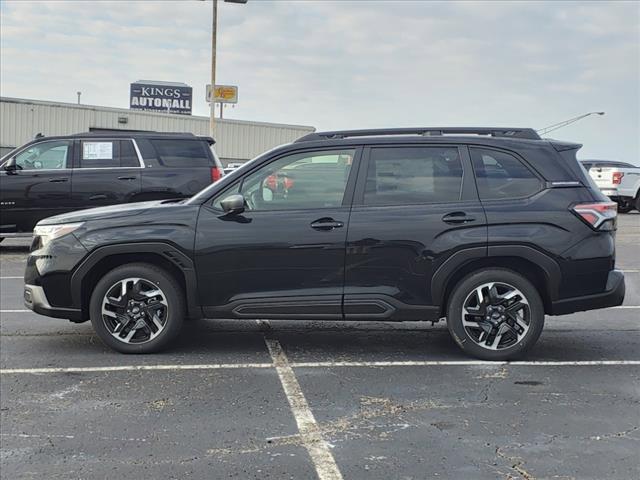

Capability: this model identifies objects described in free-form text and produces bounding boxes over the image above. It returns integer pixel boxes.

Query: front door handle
[310,218,344,230]
[442,211,476,224]
[89,194,108,201]
[118,176,137,181]
[48,177,69,183]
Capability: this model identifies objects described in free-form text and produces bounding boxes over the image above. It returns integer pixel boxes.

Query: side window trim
[353,144,468,207]
[131,139,146,168]
[209,146,362,213]
[469,146,545,202]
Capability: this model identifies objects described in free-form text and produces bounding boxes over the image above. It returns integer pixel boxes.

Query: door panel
[344,145,487,319]
[196,207,349,318]
[71,139,142,208]
[195,147,360,318]
[0,140,73,232]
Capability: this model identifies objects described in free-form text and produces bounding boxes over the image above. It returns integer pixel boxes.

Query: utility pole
[210,0,217,138]
[207,0,247,138]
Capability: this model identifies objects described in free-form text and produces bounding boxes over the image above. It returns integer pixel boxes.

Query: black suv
[0,132,224,236]
[23,127,625,360]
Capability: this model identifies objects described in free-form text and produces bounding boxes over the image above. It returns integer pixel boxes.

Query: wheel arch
[71,243,201,321]
[433,246,561,316]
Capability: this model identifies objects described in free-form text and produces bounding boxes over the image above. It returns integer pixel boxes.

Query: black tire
[89,263,185,353]
[446,268,544,361]
[635,194,640,212]
[617,201,634,214]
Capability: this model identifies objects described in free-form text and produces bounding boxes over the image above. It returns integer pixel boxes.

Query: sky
[1,0,639,162]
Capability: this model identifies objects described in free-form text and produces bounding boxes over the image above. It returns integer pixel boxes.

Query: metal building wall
[0,97,315,161]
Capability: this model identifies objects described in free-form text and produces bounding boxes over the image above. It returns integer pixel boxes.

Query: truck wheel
[89,263,185,353]
[635,194,640,212]
[446,269,545,361]
[617,201,634,214]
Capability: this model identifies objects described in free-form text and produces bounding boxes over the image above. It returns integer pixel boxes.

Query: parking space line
[0,276,23,279]
[290,360,640,367]
[2,359,639,375]
[0,309,30,313]
[259,329,343,480]
[0,363,273,374]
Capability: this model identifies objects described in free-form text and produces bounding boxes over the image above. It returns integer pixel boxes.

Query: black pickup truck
[0,132,224,237]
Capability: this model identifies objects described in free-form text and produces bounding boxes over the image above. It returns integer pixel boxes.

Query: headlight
[33,223,83,246]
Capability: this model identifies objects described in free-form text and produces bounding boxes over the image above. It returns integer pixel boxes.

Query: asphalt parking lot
[1,214,639,480]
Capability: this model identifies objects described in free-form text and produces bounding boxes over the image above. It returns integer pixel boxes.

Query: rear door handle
[118,176,137,180]
[442,211,476,224]
[310,218,344,230]
[48,178,69,183]
[89,194,108,201]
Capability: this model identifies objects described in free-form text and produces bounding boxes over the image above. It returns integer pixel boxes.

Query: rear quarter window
[150,139,211,167]
[470,148,542,200]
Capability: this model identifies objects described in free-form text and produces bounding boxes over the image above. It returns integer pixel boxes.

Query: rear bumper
[550,269,625,316]
[24,284,83,322]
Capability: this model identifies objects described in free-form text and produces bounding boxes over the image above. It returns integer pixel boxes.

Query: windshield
[0,146,20,165]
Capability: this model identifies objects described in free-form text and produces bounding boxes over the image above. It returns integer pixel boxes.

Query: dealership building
[0,96,315,164]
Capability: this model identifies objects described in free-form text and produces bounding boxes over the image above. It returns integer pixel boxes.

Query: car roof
[23,131,215,145]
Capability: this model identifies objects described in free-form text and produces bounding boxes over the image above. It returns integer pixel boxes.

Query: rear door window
[363,146,463,205]
[150,139,211,167]
[79,140,140,168]
[470,148,542,200]
[80,140,118,168]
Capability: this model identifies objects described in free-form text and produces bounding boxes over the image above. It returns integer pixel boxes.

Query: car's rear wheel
[446,269,544,360]
[89,263,184,353]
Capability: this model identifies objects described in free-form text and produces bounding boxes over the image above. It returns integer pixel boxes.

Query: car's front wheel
[89,263,185,353]
[446,269,544,360]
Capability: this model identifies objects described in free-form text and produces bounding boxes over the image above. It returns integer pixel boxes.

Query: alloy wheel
[101,277,169,344]
[461,282,530,351]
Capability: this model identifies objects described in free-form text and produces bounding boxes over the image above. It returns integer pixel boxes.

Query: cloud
[1,0,638,161]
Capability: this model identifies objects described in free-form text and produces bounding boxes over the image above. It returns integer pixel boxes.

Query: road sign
[207,84,238,104]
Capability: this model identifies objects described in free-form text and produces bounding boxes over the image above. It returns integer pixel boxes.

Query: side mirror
[220,194,245,215]
[2,163,21,173]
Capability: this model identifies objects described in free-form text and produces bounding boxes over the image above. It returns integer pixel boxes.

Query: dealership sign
[206,84,238,104]
[130,81,193,115]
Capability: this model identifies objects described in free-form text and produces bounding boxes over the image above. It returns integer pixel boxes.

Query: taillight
[211,167,223,182]
[612,171,624,185]
[572,202,617,230]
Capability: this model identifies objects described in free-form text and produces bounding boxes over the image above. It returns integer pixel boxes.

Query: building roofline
[0,96,316,131]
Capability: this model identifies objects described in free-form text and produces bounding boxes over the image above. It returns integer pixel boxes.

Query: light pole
[537,111,605,136]
[205,0,247,138]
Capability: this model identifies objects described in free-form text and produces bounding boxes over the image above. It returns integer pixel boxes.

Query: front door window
[238,149,356,211]
[14,141,71,170]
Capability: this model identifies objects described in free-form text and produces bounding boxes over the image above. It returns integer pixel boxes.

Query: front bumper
[24,284,82,321]
[549,269,625,316]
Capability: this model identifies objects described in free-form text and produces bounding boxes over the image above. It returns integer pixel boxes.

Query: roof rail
[295,127,541,143]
